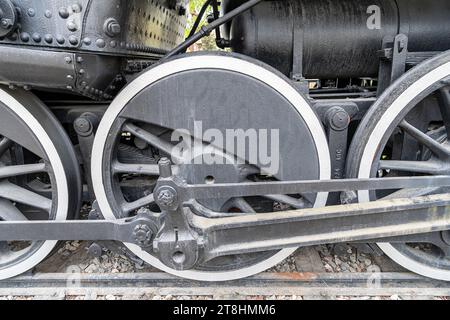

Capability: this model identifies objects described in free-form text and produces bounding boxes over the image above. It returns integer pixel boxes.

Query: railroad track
[1,272,449,299]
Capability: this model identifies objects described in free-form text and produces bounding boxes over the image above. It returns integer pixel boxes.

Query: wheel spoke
[112,161,180,176]
[122,193,155,214]
[0,241,11,255]
[0,163,46,180]
[0,137,12,157]
[400,121,450,158]
[381,187,441,200]
[123,124,182,163]
[238,165,260,179]
[437,86,450,135]
[231,197,256,213]
[113,162,160,176]
[0,198,27,221]
[437,243,450,259]
[0,181,52,213]
[263,194,308,209]
[379,160,444,174]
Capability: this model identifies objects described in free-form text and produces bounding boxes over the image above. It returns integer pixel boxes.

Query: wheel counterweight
[91,53,331,281]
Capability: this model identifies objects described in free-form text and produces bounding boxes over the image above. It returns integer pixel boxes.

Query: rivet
[44,34,53,43]
[82,37,92,45]
[20,32,30,42]
[67,75,74,80]
[56,35,65,44]
[67,21,78,32]
[68,35,78,45]
[72,4,82,13]
[27,8,36,17]
[76,56,84,63]
[96,38,106,48]
[64,56,72,64]
[110,40,117,48]
[44,10,52,18]
[32,33,41,43]
[59,7,70,19]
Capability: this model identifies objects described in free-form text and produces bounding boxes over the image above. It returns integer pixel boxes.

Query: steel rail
[0,272,449,298]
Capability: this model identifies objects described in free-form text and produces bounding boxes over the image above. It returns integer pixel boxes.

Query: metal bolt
[74,117,92,135]
[0,18,12,29]
[133,224,153,247]
[158,157,173,178]
[157,189,176,208]
[331,111,349,129]
[104,18,121,37]
[327,107,350,131]
[87,243,103,257]
[109,22,121,35]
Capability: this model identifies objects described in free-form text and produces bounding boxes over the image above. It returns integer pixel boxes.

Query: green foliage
[185,0,219,51]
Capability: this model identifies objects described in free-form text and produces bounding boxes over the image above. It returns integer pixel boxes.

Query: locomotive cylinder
[226,0,450,78]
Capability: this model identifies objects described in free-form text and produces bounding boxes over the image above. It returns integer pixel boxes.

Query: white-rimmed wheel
[0,87,81,280]
[92,52,331,281]
[347,51,450,281]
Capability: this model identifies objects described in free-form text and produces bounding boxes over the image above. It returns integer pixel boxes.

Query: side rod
[184,176,450,200]
[0,194,448,252]
[0,216,156,245]
[188,193,450,261]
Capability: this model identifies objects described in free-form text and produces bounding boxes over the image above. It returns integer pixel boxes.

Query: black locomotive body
[0,0,450,283]
[0,0,186,98]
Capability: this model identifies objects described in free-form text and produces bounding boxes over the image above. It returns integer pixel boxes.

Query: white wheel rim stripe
[358,61,450,281]
[0,88,68,280]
